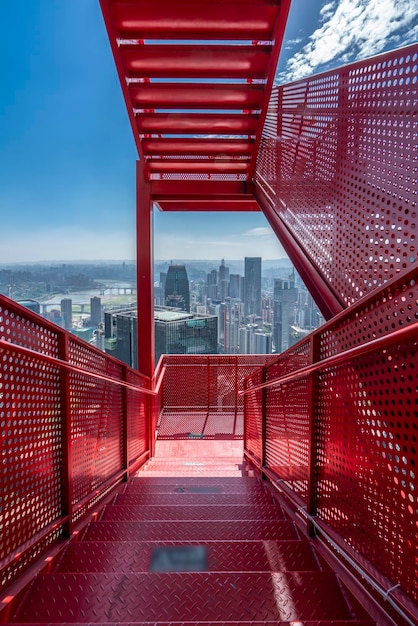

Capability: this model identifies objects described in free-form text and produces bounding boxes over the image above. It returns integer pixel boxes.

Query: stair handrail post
[122,364,129,481]
[261,365,268,470]
[58,330,73,537]
[307,331,321,535]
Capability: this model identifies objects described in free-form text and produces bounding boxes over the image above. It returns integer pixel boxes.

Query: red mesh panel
[243,368,263,464]
[0,300,63,590]
[256,44,418,306]
[162,355,276,413]
[126,369,148,465]
[208,357,237,411]
[1,296,151,590]
[265,376,310,501]
[245,270,418,603]
[163,356,209,409]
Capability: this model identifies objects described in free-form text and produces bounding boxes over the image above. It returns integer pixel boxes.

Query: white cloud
[278,0,417,83]
[154,229,287,260]
[243,227,272,237]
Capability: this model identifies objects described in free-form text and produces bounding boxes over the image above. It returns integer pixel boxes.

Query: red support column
[136,162,154,380]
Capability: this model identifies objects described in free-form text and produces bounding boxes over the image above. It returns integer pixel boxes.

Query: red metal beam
[142,138,254,156]
[120,44,271,80]
[136,113,259,135]
[129,83,264,110]
[111,1,280,40]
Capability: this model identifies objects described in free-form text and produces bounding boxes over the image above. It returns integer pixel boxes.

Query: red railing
[0,295,152,592]
[243,267,418,623]
[0,298,276,593]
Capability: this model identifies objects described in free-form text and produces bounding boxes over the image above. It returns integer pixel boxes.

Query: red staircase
[7,428,376,625]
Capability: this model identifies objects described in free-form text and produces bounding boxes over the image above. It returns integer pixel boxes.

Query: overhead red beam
[111,1,279,40]
[136,113,259,135]
[129,83,264,110]
[120,44,271,79]
[147,160,249,174]
[156,198,260,212]
[142,138,254,156]
[150,179,251,197]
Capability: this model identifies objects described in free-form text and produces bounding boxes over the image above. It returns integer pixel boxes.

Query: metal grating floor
[9,419,376,625]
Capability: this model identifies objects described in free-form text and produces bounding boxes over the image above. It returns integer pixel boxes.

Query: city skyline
[1,1,416,263]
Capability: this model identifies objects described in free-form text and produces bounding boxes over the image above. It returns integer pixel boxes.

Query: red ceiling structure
[99,0,291,211]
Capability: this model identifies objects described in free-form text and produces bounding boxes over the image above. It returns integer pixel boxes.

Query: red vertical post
[307,331,321,535]
[136,161,154,380]
[122,365,129,481]
[58,331,73,537]
[261,366,267,470]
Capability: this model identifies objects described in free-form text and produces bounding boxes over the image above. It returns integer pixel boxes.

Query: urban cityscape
[0,258,325,367]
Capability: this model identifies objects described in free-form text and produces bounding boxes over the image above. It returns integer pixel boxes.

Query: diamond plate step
[100,504,286,521]
[11,622,376,626]
[81,519,299,542]
[56,540,324,573]
[114,490,275,506]
[11,572,357,622]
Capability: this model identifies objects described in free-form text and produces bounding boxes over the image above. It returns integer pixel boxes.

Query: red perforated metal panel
[244,269,418,607]
[0,300,63,590]
[255,44,418,308]
[126,368,148,464]
[0,295,152,593]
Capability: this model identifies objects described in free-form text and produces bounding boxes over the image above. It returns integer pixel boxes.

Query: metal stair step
[114,490,275,506]
[56,539,325,573]
[11,572,358,622]
[81,519,299,542]
[100,504,285,521]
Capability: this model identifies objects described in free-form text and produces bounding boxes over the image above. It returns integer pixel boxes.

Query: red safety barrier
[0,295,151,592]
[243,267,418,621]
[255,43,418,318]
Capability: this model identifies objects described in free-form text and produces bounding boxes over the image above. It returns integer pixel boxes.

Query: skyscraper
[273,276,298,353]
[244,257,262,318]
[165,264,190,312]
[90,296,102,326]
[218,259,229,302]
[60,298,72,330]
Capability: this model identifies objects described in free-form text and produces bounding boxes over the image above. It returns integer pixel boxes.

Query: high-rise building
[218,259,229,302]
[244,257,261,318]
[165,264,190,312]
[155,307,218,363]
[229,273,243,300]
[90,296,102,326]
[60,298,72,330]
[207,269,218,300]
[253,332,272,354]
[104,305,218,366]
[273,276,298,353]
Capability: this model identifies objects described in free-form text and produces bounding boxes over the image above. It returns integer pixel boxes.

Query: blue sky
[0,0,416,263]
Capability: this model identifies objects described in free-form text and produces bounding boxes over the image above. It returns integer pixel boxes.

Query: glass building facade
[155,308,218,363]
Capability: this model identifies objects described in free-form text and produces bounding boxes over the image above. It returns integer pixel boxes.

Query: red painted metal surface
[160,354,276,414]
[255,44,418,312]
[0,295,151,594]
[99,0,291,208]
[8,459,373,624]
[244,268,418,616]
